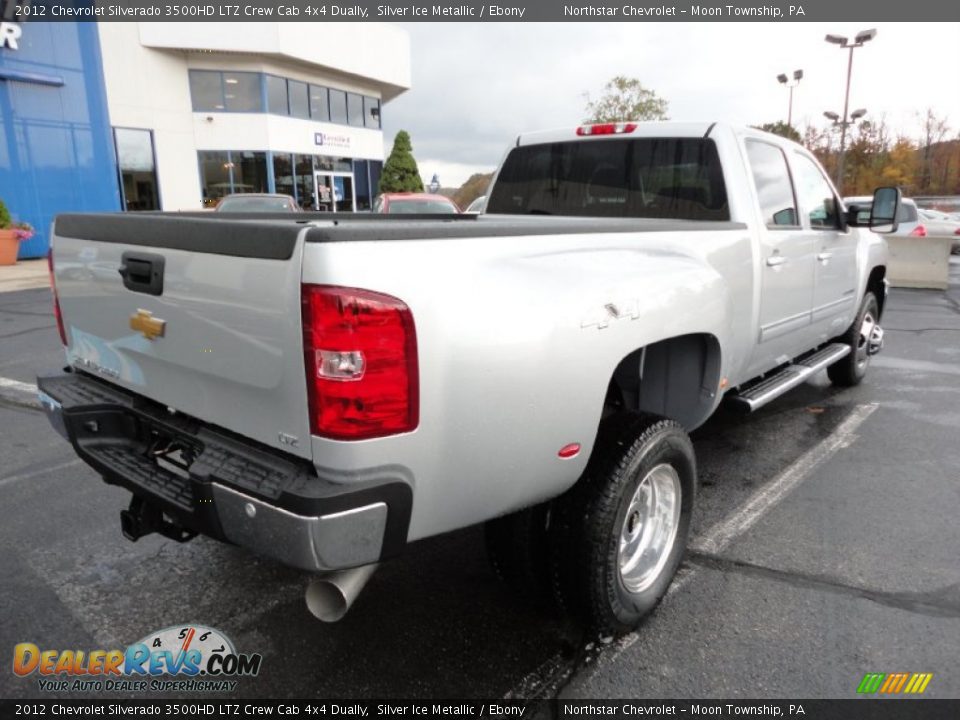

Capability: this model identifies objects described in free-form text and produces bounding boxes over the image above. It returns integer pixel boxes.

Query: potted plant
[0,198,34,266]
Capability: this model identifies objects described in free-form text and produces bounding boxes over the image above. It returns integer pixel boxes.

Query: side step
[727,343,851,413]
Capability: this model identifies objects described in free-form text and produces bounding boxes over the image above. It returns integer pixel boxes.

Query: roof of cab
[516,121,718,147]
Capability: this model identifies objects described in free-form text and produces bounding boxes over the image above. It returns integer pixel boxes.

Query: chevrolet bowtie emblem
[130,309,166,341]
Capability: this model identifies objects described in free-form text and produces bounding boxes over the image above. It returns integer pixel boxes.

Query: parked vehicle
[918,209,960,253]
[39,122,897,635]
[216,193,299,213]
[373,193,460,214]
[846,196,923,237]
[464,195,486,214]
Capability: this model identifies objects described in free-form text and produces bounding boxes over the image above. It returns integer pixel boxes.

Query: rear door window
[745,140,798,229]
[486,137,729,221]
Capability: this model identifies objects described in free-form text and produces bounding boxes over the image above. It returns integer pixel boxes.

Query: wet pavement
[1,260,958,700]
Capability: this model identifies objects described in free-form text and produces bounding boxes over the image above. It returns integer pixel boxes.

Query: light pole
[824,109,867,187]
[776,69,803,128]
[825,28,876,191]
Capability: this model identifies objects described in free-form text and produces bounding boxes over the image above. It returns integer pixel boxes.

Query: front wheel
[827,291,881,387]
[551,414,696,636]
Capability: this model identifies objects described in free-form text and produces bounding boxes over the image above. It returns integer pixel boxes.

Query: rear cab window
[486,137,729,221]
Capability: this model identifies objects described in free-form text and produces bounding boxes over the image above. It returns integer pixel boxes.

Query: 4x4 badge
[130,309,166,341]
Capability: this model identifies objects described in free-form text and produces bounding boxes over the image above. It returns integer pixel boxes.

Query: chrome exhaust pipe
[305,564,378,622]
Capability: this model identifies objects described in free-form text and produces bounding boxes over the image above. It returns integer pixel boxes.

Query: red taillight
[47,250,67,346]
[576,122,637,136]
[954,228,960,236]
[301,285,418,441]
[909,225,927,237]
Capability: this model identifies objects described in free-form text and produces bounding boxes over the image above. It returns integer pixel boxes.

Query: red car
[373,193,460,214]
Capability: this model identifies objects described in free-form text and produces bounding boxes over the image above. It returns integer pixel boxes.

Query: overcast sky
[381,22,960,187]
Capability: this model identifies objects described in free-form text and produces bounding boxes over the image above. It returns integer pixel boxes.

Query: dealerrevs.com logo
[13,625,262,693]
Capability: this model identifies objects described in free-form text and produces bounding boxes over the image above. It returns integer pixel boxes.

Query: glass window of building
[232,151,269,193]
[364,97,381,129]
[369,161,383,197]
[189,70,225,111]
[288,80,310,119]
[294,154,315,209]
[354,160,370,211]
[328,89,348,124]
[266,75,289,115]
[198,151,232,207]
[309,85,330,122]
[114,128,159,211]
[223,72,262,112]
[347,93,364,127]
[273,153,294,201]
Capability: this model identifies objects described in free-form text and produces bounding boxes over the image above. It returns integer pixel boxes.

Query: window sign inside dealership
[0,21,22,50]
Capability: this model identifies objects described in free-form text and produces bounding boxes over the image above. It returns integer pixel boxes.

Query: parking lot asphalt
[1,260,958,701]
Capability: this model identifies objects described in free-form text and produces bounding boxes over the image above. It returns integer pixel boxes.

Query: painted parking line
[691,402,879,555]
[505,402,880,699]
[0,375,41,409]
[0,459,82,489]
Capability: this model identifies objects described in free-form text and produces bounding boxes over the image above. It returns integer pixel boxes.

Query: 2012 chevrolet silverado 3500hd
[38,122,900,634]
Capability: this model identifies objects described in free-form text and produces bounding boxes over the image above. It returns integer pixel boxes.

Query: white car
[918,209,960,253]
[846,196,925,238]
[464,195,486,214]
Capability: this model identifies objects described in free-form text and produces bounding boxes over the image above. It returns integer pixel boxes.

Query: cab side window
[745,140,798,229]
[792,153,840,229]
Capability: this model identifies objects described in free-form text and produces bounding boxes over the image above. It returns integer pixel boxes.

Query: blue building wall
[0,21,120,259]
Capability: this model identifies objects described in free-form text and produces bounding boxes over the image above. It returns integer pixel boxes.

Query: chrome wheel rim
[857,311,876,370]
[618,463,682,594]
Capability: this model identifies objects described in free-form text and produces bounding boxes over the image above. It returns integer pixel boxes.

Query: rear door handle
[817,252,834,262]
[766,255,787,267]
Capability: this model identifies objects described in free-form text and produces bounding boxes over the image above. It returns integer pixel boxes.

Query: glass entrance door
[314,171,356,212]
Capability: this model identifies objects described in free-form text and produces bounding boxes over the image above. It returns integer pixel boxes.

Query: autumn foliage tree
[379,130,424,193]
[798,109,959,197]
[452,173,493,210]
[584,76,669,123]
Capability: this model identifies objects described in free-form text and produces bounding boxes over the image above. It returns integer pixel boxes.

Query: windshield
[486,137,729,220]
[388,199,457,214]
[218,196,294,212]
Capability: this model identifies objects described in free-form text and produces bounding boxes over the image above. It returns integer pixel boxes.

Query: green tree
[584,76,669,123]
[379,130,424,193]
[755,121,802,143]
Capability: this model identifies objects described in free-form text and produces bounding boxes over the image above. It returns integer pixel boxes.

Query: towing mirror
[869,187,901,234]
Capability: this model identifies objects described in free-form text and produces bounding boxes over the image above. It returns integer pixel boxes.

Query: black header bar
[3,0,959,22]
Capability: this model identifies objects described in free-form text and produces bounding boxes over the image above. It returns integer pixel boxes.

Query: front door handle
[766,255,787,267]
[817,252,834,262]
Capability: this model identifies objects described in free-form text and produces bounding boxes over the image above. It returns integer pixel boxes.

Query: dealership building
[0,21,411,258]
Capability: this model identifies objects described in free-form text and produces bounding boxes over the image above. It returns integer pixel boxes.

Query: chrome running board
[727,343,851,413]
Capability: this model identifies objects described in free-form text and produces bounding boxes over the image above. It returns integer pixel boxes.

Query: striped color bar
[857,673,933,694]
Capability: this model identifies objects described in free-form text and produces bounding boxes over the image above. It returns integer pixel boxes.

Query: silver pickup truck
[39,122,899,636]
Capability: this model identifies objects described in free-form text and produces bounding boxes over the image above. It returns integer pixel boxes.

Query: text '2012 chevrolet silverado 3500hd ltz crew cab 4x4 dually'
[38,122,900,635]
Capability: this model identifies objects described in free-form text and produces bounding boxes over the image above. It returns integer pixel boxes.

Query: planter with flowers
[0,198,34,266]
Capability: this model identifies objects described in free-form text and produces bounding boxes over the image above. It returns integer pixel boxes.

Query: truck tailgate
[51,214,313,460]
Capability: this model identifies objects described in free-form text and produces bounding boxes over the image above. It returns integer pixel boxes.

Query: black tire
[827,291,879,387]
[550,413,696,637]
[485,503,553,605]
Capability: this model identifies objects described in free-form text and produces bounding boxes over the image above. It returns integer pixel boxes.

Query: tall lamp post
[825,28,876,191]
[776,69,803,128]
[824,109,867,189]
